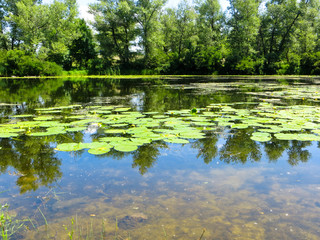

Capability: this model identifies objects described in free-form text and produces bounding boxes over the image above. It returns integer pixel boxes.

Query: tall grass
[0,204,26,240]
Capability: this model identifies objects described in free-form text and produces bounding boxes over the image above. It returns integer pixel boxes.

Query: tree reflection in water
[0,130,315,194]
[0,77,318,194]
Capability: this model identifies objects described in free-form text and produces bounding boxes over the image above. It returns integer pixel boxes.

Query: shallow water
[1,77,320,239]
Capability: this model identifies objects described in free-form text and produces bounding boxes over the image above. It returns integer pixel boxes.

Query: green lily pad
[113,144,138,152]
[274,133,320,141]
[0,132,19,138]
[33,116,55,121]
[163,138,189,144]
[250,132,272,142]
[231,124,249,129]
[55,143,84,151]
[0,127,25,133]
[28,131,56,137]
[111,123,128,127]
[88,147,111,155]
[104,129,127,134]
[179,132,206,139]
[114,107,131,112]
[11,114,33,118]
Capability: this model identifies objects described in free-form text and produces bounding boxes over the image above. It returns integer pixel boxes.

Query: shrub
[0,50,63,77]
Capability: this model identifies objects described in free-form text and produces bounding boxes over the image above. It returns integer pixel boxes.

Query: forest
[0,0,320,76]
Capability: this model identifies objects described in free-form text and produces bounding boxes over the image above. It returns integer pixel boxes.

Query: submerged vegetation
[0,0,320,76]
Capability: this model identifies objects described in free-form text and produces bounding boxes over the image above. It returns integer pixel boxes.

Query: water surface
[1,77,320,239]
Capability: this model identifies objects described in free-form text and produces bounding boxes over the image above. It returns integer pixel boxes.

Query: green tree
[8,0,79,63]
[258,0,312,74]
[194,0,226,73]
[161,1,198,73]
[227,0,261,74]
[195,0,223,47]
[90,0,137,66]
[135,0,167,68]
[219,130,262,164]
[69,19,96,69]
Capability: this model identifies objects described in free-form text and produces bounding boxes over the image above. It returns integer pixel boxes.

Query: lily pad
[55,143,85,151]
[0,132,19,138]
[114,107,131,112]
[11,114,33,118]
[163,138,189,144]
[250,132,272,142]
[113,144,138,152]
[88,147,111,155]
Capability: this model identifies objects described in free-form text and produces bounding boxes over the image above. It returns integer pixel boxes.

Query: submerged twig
[198,228,206,240]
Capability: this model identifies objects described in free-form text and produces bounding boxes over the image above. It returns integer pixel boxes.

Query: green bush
[0,50,63,77]
[235,57,255,75]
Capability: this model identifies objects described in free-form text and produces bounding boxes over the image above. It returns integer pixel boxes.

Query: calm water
[1,77,320,239]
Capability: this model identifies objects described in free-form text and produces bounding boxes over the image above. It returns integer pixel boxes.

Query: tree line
[0,0,320,76]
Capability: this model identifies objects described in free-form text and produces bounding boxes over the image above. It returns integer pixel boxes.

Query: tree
[194,0,225,74]
[195,0,223,47]
[258,0,312,73]
[135,0,166,68]
[227,0,260,73]
[69,19,96,69]
[160,1,198,73]
[8,0,80,63]
[90,0,136,66]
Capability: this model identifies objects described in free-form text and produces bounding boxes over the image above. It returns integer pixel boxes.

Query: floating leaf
[56,143,84,151]
[33,116,55,121]
[113,144,138,152]
[28,131,56,137]
[104,129,126,134]
[0,132,19,138]
[250,132,271,142]
[11,114,33,118]
[163,138,189,144]
[88,147,111,155]
[231,124,249,129]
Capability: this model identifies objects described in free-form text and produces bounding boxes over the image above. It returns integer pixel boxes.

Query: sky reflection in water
[0,77,320,239]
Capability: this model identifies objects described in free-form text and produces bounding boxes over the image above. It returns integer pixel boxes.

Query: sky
[70,0,230,22]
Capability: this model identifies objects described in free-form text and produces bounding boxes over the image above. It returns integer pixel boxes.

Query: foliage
[0,203,26,240]
[68,19,96,69]
[0,0,319,75]
[89,0,137,66]
[0,50,62,76]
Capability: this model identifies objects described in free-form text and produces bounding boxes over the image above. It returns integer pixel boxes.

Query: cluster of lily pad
[1,101,320,155]
[246,85,320,103]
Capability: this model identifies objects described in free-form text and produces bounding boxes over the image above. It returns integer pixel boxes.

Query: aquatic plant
[2,97,320,156]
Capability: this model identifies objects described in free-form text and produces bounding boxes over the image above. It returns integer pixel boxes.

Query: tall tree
[227,0,260,65]
[69,19,96,69]
[135,0,166,68]
[8,0,80,62]
[195,0,223,46]
[194,0,225,73]
[161,0,198,73]
[258,0,312,73]
[90,0,136,66]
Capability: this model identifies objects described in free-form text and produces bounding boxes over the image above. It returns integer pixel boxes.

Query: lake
[1,76,320,239]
